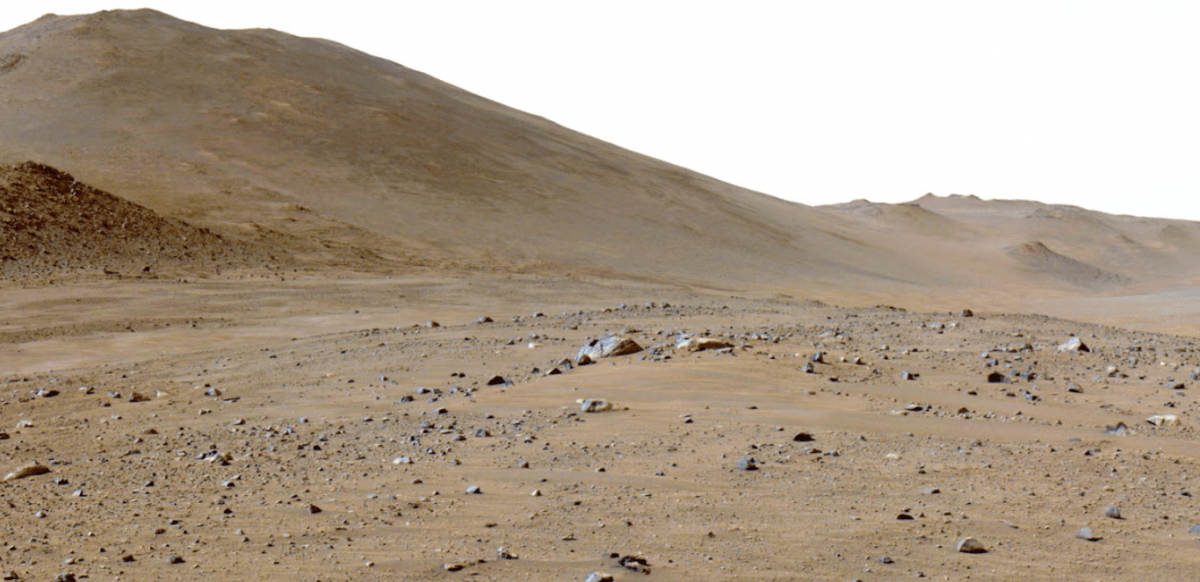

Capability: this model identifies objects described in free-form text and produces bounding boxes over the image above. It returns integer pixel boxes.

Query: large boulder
[576,335,642,363]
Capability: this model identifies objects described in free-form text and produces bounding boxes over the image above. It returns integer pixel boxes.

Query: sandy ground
[4,274,1200,582]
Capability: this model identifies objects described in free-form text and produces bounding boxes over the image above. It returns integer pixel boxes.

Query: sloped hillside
[0,162,283,279]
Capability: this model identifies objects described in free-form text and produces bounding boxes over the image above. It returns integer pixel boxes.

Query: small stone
[580,398,613,413]
[1076,527,1100,541]
[486,375,508,386]
[792,432,814,442]
[443,562,466,572]
[960,309,974,317]
[736,457,758,471]
[956,537,987,553]
[1104,506,1122,519]
[307,503,322,514]
[496,546,517,560]
[166,555,185,565]
[1188,524,1200,535]
[54,574,76,582]
[900,370,916,380]
[585,573,613,582]
[466,485,482,494]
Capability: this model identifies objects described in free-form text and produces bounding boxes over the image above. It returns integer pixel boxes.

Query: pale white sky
[3,2,1198,220]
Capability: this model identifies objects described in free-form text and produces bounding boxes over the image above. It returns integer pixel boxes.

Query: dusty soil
[4,275,1200,582]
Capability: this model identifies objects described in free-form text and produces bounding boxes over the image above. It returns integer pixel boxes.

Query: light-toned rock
[674,336,733,352]
[576,335,642,363]
[956,537,987,554]
[578,398,614,413]
[3,462,50,481]
[1057,336,1090,352]
[1147,414,1180,426]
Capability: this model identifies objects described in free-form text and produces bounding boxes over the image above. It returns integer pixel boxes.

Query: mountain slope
[0,9,918,292]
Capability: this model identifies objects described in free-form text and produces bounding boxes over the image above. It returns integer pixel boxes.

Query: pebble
[1076,527,1101,541]
[1104,505,1122,519]
[585,573,613,582]
[466,485,482,494]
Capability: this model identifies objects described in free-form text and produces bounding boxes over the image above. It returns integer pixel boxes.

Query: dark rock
[486,376,508,386]
[986,372,1007,383]
[166,555,185,565]
[466,485,482,494]
[960,309,974,317]
[307,503,322,514]
[792,432,814,442]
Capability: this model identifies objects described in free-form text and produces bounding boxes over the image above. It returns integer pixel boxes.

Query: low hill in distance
[0,162,284,281]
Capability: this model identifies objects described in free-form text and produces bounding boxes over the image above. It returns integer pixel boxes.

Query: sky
[2,1,1198,220]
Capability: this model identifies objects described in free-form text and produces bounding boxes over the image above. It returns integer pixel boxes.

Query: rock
[736,457,758,471]
[496,547,517,560]
[960,309,974,317]
[1104,505,1122,519]
[53,574,75,582]
[166,555,185,564]
[476,316,493,323]
[424,320,440,328]
[1057,337,1090,352]
[443,562,467,572]
[956,537,987,553]
[486,375,509,386]
[986,372,1007,383]
[1189,524,1200,535]
[674,336,733,352]
[900,370,917,380]
[1076,527,1101,541]
[1148,414,1180,427]
[579,398,613,413]
[576,335,643,363]
[3,463,50,481]
[617,555,651,573]
[1067,383,1084,393]
[1105,422,1129,436]
[792,432,814,442]
[466,485,482,494]
[585,573,614,582]
[307,503,322,514]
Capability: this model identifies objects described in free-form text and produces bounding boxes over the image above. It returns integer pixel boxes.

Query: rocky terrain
[5,278,1200,582]
[2,9,1200,582]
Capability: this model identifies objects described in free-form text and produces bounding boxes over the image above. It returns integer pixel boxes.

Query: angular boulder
[576,335,642,363]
